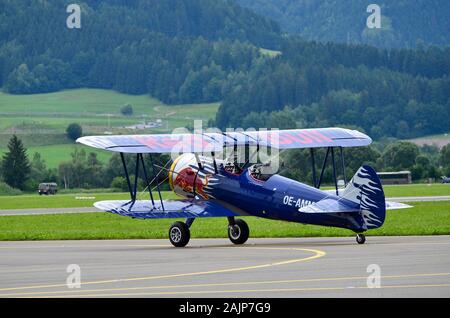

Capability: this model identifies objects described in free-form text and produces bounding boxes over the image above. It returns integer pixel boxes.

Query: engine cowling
[169,153,211,199]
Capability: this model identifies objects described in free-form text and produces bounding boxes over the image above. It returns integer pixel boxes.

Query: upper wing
[77,127,371,153]
[76,133,223,154]
[94,199,238,219]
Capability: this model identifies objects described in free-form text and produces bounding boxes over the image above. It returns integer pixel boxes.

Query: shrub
[110,176,128,191]
[121,104,133,116]
[0,181,22,196]
[66,123,82,141]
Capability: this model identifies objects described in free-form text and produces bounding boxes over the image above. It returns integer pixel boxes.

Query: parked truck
[38,183,58,195]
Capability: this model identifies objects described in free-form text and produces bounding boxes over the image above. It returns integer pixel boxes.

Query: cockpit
[249,162,275,182]
[223,161,243,175]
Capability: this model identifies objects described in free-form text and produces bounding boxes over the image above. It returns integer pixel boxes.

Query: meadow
[0,88,218,118]
[0,88,219,167]
[0,183,448,240]
[0,183,448,209]
[0,201,448,240]
[408,132,450,148]
[0,191,178,209]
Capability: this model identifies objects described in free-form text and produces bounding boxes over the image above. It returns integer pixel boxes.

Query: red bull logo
[169,154,211,200]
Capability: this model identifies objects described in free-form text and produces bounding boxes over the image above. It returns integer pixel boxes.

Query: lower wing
[94,200,238,219]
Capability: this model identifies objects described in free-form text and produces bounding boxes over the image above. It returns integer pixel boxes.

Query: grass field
[0,192,178,209]
[29,144,113,168]
[0,89,219,139]
[0,88,219,119]
[382,183,449,197]
[0,183,448,209]
[408,132,450,148]
[0,201,448,240]
[0,143,113,169]
[259,48,282,57]
[0,88,219,167]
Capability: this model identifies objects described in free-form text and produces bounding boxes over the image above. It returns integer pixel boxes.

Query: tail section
[341,165,386,229]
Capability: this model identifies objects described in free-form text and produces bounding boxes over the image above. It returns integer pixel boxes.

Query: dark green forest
[216,38,450,139]
[1,0,449,139]
[236,0,450,49]
[0,0,279,103]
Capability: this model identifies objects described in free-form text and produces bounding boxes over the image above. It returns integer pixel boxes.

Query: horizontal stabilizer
[300,199,412,214]
[385,201,413,210]
[323,190,413,211]
[299,199,360,213]
[94,200,237,219]
[301,166,387,230]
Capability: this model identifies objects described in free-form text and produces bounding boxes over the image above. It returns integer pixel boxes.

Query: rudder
[341,165,386,230]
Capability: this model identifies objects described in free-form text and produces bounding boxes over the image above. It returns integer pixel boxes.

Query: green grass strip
[0,201,448,241]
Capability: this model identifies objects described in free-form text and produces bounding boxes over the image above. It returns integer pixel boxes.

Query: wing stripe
[77,128,372,153]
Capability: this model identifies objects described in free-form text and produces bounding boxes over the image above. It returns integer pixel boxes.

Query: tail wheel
[169,221,190,247]
[228,219,249,245]
[356,233,366,244]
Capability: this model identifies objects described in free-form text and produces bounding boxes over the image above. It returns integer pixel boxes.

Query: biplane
[77,128,410,247]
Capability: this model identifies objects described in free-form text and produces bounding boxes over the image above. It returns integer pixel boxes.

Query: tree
[440,144,450,167]
[110,176,128,191]
[242,111,267,129]
[121,104,133,116]
[381,141,420,171]
[66,123,82,141]
[27,152,52,190]
[1,135,30,190]
[58,162,73,189]
[344,146,381,176]
[57,149,107,189]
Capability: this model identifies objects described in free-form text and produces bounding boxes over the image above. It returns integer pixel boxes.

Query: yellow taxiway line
[1,272,450,297]
[0,247,325,294]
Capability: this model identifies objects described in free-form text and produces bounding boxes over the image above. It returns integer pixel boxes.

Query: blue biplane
[78,128,409,247]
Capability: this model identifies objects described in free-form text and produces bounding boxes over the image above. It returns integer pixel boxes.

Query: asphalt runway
[1,196,449,216]
[0,236,449,298]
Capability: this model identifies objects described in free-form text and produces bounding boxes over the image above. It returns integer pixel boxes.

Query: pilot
[249,162,273,181]
[224,160,242,174]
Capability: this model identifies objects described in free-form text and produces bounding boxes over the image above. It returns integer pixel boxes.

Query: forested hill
[0,0,280,103]
[236,0,450,49]
[1,0,449,140]
[215,38,450,139]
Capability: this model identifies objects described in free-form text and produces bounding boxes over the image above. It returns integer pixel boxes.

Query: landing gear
[228,218,249,245]
[169,221,190,247]
[356,233,366,244]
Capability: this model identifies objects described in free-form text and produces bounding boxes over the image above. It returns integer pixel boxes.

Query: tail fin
[341,165,386,229]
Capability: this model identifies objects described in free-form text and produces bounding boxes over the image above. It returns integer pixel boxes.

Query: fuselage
[169,153,366,232]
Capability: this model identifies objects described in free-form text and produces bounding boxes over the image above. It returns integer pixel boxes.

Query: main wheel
[356,233,366,244]
[228,219,249,245]
[169,221,190,247]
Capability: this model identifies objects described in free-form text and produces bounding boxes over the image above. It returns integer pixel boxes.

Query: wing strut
[316,147,330,189]
[149,153,165,211]
[339,147,347,186]
[310,149,317,188]
[120,152,134,201]
[311,146,347,194]
[139,153,155,207]
[132,153,140,207]
[119,152,166,211]
[331,147,338,196]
